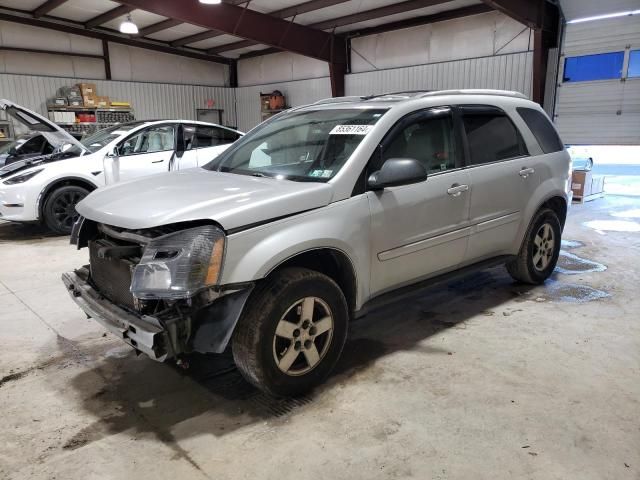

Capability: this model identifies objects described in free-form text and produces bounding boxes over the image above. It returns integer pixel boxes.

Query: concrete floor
[0,195,638,480]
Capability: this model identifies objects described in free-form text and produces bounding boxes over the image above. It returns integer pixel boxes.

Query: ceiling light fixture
[119,14,139,34]
[199,0,222,4]
[568,9,640,24]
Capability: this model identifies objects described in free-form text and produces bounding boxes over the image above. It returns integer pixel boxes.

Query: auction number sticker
[330,125,374,135]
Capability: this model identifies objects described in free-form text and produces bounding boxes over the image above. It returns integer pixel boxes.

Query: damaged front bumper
[62,267,254,362]
[63,269,170,361]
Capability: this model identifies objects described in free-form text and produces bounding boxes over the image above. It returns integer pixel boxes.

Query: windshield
[205,108,387,181]
[64,122,146,156]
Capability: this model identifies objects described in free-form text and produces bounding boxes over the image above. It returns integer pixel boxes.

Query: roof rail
[311,96,364,106]
[417,89,528,99]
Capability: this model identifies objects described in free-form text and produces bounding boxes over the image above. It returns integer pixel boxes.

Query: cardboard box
[83,95,97,107]
[50,97,68,106]
[78,83,97,96]
[67,96,83,107]
[571,170,605,201]
[96,96,110,107]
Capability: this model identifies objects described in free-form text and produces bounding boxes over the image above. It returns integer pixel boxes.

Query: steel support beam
[481,0,542,29]
[137,18,183,37]
[118,0,346,64]
[33,0,68,18]
[329,61,346,97]
[0,45,103,59]
[85,5,135,29]
[170,0,350,47]
[532,23,559,105]
[348,4,493,38]
[238,4,494,60]
[102,39,112,80]
[209,0,451,54]
[0,12,234,65]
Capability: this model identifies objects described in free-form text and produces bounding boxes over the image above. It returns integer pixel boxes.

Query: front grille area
[89,239,137,309]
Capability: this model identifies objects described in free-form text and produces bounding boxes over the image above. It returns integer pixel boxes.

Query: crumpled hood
[76,169,334,231]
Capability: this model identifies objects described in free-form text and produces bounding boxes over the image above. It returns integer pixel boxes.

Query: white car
[0,99,243,234]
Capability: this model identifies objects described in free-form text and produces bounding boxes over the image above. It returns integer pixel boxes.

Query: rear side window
[461,107,527,165]
[195,126,241,148]
[517,107,564,154]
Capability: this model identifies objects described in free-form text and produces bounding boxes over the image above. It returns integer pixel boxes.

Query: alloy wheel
[533,223,555,272]
[272,297,334,376]
[51,190,85,231]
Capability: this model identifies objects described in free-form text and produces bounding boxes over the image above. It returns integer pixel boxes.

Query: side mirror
[103,147,120,185]
[8,146,17,156]
[368,158,427,190]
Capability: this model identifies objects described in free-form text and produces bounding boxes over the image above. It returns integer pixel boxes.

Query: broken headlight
[130,225,225,300]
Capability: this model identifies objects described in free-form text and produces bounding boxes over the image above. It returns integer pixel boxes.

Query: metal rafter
[480,0,542,29]
[118,0,347,63]
[85,5,135,28]
[0,11,234,65]
[238,3,495,59]
[136,18,183,37]
[170,0,351,47]
[209,0,452,54]
[33,0,68,18]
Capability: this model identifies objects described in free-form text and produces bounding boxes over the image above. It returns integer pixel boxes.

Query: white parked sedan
[0,99,243,234]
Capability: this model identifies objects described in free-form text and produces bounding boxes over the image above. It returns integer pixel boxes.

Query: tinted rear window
[517,107,564,154]
[461,107,527,165]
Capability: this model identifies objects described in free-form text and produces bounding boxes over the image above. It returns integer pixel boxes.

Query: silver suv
[63,90,571,396]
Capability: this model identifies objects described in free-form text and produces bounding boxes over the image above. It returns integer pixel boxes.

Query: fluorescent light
[568,10,640,24]
[199,0,222,4]
[119,15,139,34]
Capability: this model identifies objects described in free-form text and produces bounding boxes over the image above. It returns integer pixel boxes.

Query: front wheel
[43,185,89,235]
[232,268,349,397]
[506,208,561,284]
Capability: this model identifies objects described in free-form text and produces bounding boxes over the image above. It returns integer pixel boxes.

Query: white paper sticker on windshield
[330,125,374,135]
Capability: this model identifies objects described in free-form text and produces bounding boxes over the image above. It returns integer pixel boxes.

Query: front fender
[220,195,371,309]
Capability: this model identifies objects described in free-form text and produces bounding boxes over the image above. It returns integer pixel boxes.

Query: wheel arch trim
[37,176,99,220]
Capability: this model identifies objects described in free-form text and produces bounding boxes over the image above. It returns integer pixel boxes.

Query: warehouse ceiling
[0,0,543,64]
[559,0,640,21]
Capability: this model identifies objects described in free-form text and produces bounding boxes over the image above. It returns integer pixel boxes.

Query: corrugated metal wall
[235,51,533,132]
[0,73,237,128]
[554,15,640,145]
[346,51,533,97]
[2,51,535,135]
[236,77,331,132]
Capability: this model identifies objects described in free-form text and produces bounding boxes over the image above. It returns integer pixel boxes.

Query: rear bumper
[62,269,170,361]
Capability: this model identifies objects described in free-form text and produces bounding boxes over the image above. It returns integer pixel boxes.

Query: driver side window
[118,125,175,156]
[382,109,457,175]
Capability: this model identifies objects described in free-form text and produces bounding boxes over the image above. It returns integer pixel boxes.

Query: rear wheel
[232,268,349,397]
[43,185,89,235]
[506,208,561,284]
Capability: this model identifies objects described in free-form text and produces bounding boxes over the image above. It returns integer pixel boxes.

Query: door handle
[519,167,535,178]
[447,184,469,197]
[151,159,165,164]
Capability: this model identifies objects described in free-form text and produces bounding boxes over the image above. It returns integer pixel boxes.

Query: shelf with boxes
[47,83,135,137]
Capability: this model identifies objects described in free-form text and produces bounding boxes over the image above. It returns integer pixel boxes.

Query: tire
[506,208,562,284]
[43,185,89,235]
[232,267,349,397]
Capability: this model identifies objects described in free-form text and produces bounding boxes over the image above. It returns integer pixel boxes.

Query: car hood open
[0,99,86,152]
[76,169,334,231]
